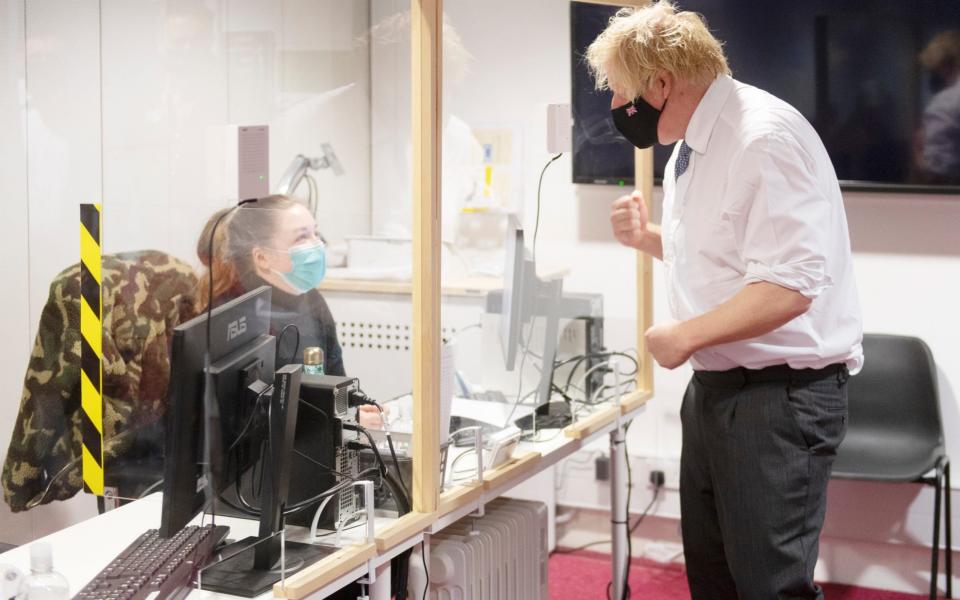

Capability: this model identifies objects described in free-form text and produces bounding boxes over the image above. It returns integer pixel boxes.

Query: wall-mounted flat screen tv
[571,0,960,193]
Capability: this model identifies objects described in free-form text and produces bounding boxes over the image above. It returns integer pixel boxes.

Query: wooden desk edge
[272,542,377,599]
[374,511,436,552]
[563,405,620,440]
[481,452,542,490]
[319,278,489,297]
[619,389,653,414]
[319,267,571,298]
[437,481,484,517]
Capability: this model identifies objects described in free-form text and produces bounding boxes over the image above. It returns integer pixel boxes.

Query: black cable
[225,446,379,517]
[226,386,272,455]
[343,423,390,476]
[553,482,661,554]
[341,420,415,600]
[554,351,639,372]
[201,197,257,527]
[284,469,380,515]
[276,323,301,366]
[385,431,409,497]
[344,425,412,517]
[254,441,266,499]
[373,444,415,599]
[620,438,633,600]
[205,198,257,348]
[503,316,538,428]
[421,539,430,600]
[356,396,409,496]
[293,449,346,477]
[560,352,638,397]
[629,485,660,534]
[532,152,563,266]
[261,388,274,503]
[505,154,561,430]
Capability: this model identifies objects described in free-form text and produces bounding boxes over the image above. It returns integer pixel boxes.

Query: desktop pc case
[284,373,360,528]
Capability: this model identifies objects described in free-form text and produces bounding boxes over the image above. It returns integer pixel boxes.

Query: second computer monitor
[500,216,529,371]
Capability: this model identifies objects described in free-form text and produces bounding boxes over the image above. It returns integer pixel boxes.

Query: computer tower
[359,449,411,518]
[285,374,359,528]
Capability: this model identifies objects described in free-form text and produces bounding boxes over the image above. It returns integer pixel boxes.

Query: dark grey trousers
[680,364,849,600]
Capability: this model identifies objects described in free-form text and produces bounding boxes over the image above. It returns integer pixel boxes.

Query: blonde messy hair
[585,1,730,100]
[920,30,960,72]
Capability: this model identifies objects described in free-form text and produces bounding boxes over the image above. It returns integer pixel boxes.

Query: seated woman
[197,194,381,426]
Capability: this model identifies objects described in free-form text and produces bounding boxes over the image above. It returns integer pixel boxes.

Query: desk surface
[0,395,648,600]
[0,493,393,600]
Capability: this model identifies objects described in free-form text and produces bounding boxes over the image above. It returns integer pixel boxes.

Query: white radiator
[409,497,549,600]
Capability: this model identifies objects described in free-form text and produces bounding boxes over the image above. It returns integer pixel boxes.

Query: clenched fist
[610,191,649,250]
[645,321,694,370]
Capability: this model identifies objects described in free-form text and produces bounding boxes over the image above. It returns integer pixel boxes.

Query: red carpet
[549,549,933,599]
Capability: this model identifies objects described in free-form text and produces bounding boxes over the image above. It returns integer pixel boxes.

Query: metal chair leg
[933,463,944,600]
[946,461,953,599]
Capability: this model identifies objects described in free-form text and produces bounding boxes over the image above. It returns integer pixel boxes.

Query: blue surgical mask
[275,241,326,294]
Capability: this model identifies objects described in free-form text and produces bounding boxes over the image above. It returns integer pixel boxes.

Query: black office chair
[832,333,952,600]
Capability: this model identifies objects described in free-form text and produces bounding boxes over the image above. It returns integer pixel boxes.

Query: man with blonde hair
[588,3,863,599]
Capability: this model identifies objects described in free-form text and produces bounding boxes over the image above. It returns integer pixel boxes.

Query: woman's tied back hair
[195,195,301,310]
[585,1,730,101]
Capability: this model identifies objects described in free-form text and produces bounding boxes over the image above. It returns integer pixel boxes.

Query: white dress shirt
[661,75,864,373]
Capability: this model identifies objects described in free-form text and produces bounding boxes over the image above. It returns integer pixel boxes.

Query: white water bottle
[22,544,67,600]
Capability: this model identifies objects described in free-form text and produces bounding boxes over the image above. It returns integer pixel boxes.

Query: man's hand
[645,320,694,370]
[610,191,649,250]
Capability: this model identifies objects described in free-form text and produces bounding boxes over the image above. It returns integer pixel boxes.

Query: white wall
[0,0,34,546]
[424,0,960,594]
[0,0,372,545]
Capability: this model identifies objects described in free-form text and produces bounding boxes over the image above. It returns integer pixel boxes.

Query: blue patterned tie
[674,141,692,180]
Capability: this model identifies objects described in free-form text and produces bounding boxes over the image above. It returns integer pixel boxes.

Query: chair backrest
[2,250,198,512]
[847,333,943,448]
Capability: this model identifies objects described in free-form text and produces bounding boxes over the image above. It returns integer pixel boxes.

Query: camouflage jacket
[2,251,197,512]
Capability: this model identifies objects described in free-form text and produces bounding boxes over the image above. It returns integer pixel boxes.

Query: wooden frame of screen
[273,1,654,594]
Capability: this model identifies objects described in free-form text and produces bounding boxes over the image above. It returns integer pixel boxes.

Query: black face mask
[611,96,666,149]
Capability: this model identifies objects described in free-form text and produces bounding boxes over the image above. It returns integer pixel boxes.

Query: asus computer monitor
[159,286,275,538]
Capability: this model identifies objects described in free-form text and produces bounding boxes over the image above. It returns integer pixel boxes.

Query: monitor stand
[514,399,573,432]
[198,537,335,598]
[201,364,332,597]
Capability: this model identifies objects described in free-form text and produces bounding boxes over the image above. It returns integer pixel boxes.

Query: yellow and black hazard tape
[79,203,104,496]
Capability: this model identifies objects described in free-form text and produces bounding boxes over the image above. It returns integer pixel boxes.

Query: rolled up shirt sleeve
[737,133,834,299]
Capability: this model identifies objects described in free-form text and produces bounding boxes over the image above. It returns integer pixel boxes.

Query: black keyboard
[73,524,229,600]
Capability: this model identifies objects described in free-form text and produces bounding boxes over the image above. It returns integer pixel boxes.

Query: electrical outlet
[595,454,610,481]
[641,457,680,490]
[649,469,666,488]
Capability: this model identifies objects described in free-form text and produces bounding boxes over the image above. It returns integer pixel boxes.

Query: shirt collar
[683,74,734,155]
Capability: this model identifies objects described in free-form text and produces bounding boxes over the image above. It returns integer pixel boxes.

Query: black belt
[694,363,849,387]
